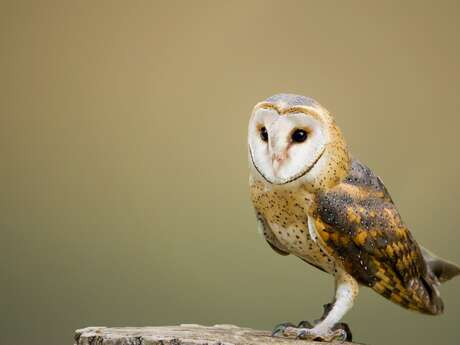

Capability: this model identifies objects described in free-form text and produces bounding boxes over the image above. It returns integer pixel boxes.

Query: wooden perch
[74,324,360,345]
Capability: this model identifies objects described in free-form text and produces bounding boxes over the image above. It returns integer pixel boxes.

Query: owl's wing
[311,159,443,315]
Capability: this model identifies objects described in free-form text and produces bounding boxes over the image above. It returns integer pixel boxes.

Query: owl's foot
[294,326,348,342]
[273,325,347,342]
[272,320,318,337]
[271,320,352,342]
[271,302,352,341]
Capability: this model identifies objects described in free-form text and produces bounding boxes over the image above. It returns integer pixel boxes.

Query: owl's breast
[267,218,336,274]
[250,181,336,274]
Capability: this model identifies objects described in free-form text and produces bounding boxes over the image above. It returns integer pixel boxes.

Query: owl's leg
[277,271,358,342]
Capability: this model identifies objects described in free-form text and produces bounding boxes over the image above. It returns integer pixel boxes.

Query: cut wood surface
[75,324,361,345]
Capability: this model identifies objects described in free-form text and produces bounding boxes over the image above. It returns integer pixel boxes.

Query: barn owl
[248,93,460,342]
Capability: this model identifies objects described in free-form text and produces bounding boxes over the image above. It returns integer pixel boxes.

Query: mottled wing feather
[312,159,443,314]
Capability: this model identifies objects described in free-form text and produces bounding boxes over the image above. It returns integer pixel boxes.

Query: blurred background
[1,1,460,345]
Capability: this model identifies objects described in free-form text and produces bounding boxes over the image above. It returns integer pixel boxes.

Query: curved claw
[296,329,309,339]
[332,322,352,342]
[297,320,314,328]
[332,328,348,343]
[271,322,295,337]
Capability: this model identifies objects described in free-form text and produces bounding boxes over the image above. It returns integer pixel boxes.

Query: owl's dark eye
[291,129,308,143]
[260,127,268,142]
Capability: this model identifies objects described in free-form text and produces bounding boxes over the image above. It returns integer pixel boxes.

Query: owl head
[248,93,350,191]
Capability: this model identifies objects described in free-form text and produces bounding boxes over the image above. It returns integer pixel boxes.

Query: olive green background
[1,1,459,344]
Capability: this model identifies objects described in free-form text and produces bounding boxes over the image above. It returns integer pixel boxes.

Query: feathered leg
[273,271,358,342]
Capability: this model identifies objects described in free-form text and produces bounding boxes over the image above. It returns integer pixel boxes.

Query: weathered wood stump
[74,324,360,345]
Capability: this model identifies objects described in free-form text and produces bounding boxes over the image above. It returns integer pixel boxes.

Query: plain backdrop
[1,1,460,345]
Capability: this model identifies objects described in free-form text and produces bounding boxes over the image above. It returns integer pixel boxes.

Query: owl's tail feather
[421,246,460,283]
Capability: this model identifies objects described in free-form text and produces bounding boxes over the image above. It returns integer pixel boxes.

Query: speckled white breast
[250,179,336,274]
[268,217,335,274]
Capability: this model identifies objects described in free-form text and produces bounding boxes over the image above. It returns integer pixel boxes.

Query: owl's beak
[272,152,287,172]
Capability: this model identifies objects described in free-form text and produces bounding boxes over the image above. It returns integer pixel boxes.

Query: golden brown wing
[311,159,443,315]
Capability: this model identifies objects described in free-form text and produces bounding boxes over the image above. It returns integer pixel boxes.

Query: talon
[271,329,279,337]
[296,329,309,339]
[332,322,352,341]
[332,329,348,342]
[297,320,314,328]
[271,322,295,337]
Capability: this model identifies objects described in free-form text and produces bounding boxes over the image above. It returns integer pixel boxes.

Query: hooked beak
[272,152,287,172]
